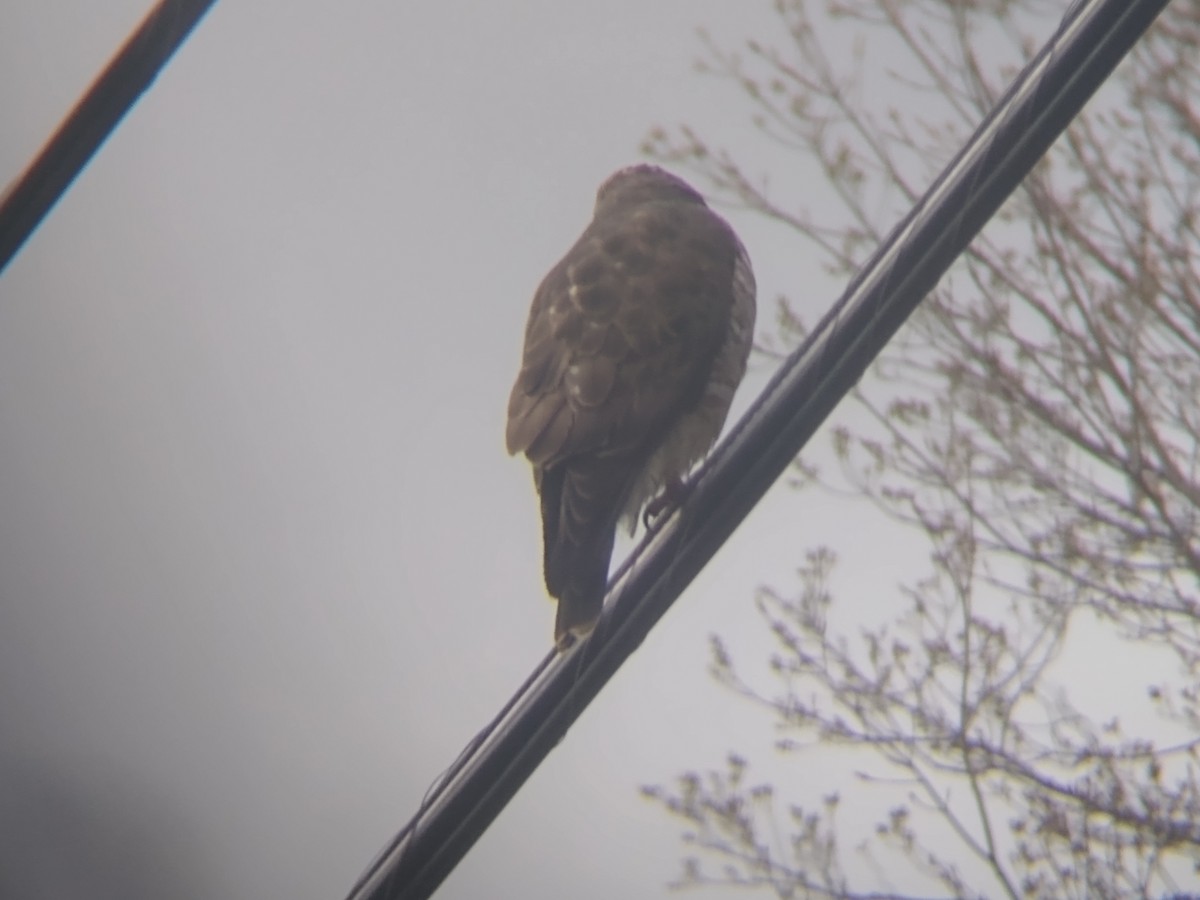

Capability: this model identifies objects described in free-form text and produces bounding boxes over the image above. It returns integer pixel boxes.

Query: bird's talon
[642,478,689,529]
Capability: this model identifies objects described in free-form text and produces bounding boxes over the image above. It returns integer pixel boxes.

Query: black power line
[0,0,218,274]
[343,0,1172,898]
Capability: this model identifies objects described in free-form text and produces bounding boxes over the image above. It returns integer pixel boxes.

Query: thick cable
[344,1,1172,898]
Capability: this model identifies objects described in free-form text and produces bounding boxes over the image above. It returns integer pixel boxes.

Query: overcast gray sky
[0,3,845,898]
[2,3,1166,899]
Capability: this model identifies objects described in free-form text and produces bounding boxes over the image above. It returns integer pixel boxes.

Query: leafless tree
[641,2,1200,897]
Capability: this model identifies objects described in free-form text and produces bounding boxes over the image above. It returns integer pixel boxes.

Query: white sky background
[0,2,1168,899]
[0,3,850,898]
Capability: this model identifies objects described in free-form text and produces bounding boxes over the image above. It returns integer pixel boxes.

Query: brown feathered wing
[507,198,740,646]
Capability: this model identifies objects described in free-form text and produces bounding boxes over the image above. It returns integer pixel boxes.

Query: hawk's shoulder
[506,191,743,467]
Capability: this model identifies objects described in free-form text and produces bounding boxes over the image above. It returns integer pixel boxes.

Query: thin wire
[0,0,218,274]
[342,0,1173,898]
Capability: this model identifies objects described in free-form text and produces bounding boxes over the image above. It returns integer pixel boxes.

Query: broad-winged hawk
[506,165,756,649]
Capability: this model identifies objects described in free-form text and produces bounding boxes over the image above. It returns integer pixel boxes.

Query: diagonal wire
[0,0,218,274]
[343,0,1173,898]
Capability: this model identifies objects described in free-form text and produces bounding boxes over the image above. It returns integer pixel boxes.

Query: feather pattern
[506,165,756,647]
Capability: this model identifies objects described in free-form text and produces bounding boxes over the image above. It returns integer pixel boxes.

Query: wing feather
[506,202,738,469]
[506,177,750,647]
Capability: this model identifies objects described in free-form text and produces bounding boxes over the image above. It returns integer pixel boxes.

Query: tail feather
[554,578,605,650]
[537,459,628,649]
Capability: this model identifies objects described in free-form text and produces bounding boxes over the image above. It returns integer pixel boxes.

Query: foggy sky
[2,2,939,898]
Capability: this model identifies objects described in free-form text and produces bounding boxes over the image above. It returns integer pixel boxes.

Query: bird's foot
[642,477,690,530]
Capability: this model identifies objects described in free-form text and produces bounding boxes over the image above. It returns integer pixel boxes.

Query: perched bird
[506,165,756,649]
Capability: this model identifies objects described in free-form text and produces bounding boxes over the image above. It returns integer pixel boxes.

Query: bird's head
[594,165,707,217]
